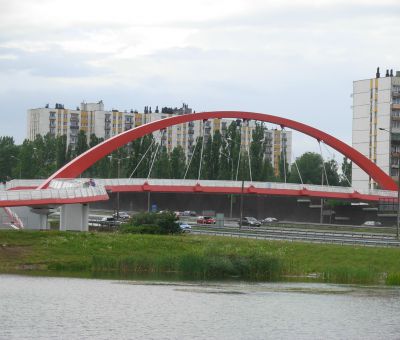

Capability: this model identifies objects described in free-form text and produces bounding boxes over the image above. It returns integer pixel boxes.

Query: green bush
[119,225,161,234]
[124,211,180,234]
[386,272,400,286]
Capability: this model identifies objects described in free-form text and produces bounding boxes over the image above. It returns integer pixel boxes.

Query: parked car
[113,211,131,220]
[197,216,216,224]
[240,217,261,227]
[262,217,278,223]
[362,221,382,226]
[179,222,192,232]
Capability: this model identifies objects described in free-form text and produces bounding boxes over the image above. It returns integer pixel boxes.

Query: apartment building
[352,68,400,190]
[27,102,292,170]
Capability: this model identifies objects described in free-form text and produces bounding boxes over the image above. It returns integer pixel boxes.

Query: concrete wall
[91,192,386,226]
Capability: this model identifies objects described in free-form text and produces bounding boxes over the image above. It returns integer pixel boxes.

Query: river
[0,274,399,339]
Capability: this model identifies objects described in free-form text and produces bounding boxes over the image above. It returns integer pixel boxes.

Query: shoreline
[1,230,400,285]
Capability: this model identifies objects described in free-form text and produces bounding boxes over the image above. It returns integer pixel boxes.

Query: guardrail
[191,229,400,248]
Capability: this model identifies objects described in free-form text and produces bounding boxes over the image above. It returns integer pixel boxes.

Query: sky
[0,0,399,161]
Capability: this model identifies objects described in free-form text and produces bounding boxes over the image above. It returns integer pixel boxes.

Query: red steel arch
[38,111,397,190]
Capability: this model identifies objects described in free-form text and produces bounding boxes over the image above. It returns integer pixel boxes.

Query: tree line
[0,122,352,186]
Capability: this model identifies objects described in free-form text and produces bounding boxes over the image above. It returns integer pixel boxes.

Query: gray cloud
[0,46,110,77]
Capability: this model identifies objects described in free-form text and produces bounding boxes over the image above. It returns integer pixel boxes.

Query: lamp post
[11,156,21,179]
[379,127,399,239]
[226,135,263,229]
[220,151,235,218]
[108,155,130,219]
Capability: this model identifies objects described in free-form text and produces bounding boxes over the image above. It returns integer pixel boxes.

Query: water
[1,275,400,339]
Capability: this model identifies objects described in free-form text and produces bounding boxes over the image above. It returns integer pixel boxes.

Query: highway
[190,225,400,247]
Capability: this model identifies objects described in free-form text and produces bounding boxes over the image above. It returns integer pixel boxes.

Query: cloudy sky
[0,0,399,160]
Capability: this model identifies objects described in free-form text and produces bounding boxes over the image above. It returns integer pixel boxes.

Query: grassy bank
[1,230,400,285]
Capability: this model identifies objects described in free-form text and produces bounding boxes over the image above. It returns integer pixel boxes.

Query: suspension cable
[318,140,329,186]
[147,131,164,179]
[129,137,156,179]
[246,144,252,182]
[281,127,287,183]
[183,140,198,180]
[294,158,304,184]
[322,140,351,186]
[197,121,207,181]
[235,123,243,181]
[235,149,241,181]
[341,158,352,186]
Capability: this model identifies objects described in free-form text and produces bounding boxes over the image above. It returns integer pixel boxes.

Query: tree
[261,159,274,181]
[289,152,324,184]
[153,146,171,178]
[202,136,213,179]
[0,136,17,181]
[75,130,89,157]
[250,124,265,181]
[324,159,340,186]
[185,136,203,179]
[170,146,186,179]
[340,156,352,186]
[56,135,68,169]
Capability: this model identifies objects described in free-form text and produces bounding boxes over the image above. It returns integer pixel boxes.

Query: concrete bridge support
[60,204,89,232]
[9,206,49,230]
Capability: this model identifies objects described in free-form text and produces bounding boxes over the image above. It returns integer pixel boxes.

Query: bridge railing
[93,178,397,197]
[0,186,108,202]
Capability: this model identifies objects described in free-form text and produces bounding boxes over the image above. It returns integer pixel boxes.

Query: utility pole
[379,128,399,239]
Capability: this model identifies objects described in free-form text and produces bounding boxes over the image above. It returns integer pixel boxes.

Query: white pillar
[60,204,89,232]
[10,206,49,230]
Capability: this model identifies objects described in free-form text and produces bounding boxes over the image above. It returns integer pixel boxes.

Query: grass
[1,230,400,284]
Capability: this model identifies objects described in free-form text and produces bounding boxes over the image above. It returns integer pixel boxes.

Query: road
[189,224,400,247]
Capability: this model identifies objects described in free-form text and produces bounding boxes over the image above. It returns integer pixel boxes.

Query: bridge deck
[1,178,396,207]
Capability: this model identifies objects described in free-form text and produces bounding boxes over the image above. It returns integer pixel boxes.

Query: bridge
[3,178,397,205]
[1,111,398,231]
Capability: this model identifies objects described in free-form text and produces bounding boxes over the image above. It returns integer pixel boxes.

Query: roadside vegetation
[1,230,400,285]
[119,211,181,235]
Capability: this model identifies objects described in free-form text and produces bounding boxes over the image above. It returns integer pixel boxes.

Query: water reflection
[1,274,400,339]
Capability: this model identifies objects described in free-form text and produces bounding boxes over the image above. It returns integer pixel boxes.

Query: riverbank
[1,230,400,284]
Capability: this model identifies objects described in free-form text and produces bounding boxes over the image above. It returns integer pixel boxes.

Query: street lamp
[226,137,247,230]
[10,156,21,179]
[379,127,399,239]
[108,155,130,219]
[220,151,235,218]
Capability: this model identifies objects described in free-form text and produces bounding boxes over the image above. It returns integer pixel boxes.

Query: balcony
[392,104,400,110]
[393,90,400,98]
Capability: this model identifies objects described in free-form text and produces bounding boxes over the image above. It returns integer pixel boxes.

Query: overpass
[1,110,399,231]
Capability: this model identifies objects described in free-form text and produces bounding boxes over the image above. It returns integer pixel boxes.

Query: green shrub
[119,225,161,234]
[125,211,180,234]
[321,267,378,284]
[386,272,400,286]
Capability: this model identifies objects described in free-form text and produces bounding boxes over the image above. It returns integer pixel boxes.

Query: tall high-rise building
[27,102,292,172]
[352,68,400,189]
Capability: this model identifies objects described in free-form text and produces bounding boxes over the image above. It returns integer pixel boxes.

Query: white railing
[0,186,108,203]
[2,177,398,205]
[92,178,397,198]
[6,179,44,190]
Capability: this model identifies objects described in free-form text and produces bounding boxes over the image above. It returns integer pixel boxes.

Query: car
[262,217,278,223]
[113,211,131,220]
[362,221,382,226]
[100,216,121,226]
[240,217,261,227]
[178,222,192,232]
[182,210,197,216]
[197,216,216,224]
